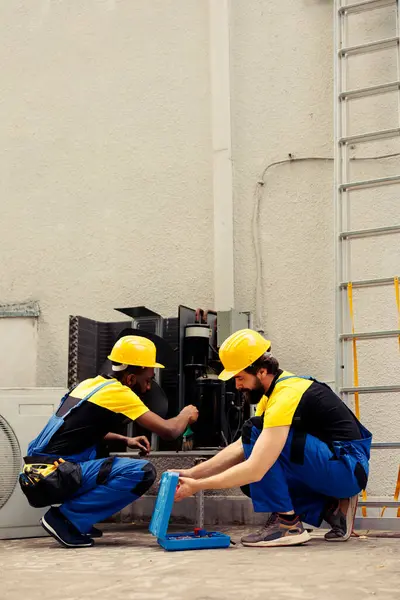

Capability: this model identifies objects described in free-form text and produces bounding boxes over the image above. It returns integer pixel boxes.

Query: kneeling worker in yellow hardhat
[174,329,372,547]
[20,336,198,548]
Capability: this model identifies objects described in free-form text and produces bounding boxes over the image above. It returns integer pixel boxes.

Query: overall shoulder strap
[61,379,116,419]
[276,375,313,384]
[82,379,115,402]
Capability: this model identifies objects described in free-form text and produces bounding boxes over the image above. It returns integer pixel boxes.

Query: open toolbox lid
[149,471,179,539]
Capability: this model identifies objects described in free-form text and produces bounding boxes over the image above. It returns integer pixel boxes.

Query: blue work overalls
[242,377,372,527]
[26,380,156,534]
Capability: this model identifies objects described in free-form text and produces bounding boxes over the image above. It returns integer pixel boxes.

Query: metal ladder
[334,0,400,529]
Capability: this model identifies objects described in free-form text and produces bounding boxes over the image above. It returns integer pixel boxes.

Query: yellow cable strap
[347,283,360,418]
[394,466,400,518]
[347,283,367,516]
[395,277,400,352]
[384,467,400,518]
[379,279,400,518]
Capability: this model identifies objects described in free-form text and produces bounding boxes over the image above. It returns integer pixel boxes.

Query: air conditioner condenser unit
[0,388,65,539]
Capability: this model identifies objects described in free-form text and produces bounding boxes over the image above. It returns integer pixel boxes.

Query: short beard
[243,380,265,405]
[127,381,144,398]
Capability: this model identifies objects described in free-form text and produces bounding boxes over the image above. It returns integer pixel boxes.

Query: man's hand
[127,436,151,455]
[175,477,200,502]
[180,405,199,424]
[167,468,195,478]
[177,468,195,478]
[136,405,199,442]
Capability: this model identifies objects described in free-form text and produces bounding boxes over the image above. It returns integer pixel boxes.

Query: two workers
[22,329,371,548]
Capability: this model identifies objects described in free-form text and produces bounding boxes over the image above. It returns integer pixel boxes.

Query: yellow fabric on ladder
[394,466,400,518]
[347,283,360,418]
[347,283,367,516]
[380,279,400,518]
[382,462,400,519]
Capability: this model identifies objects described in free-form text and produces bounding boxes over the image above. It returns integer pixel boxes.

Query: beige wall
[0,318,38,387]
[231,0,334,378]
[0,0,214,386]
[0,1,399,493]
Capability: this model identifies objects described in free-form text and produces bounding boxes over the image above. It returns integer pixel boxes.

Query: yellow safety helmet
[218,329,271,381]
[108,335,164,369]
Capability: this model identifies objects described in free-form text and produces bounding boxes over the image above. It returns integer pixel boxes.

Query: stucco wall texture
[0,1,399,493]
[0,0,214,386]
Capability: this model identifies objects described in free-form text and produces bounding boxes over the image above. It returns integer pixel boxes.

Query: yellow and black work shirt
[255,370,362,444]
[43,376,149,456]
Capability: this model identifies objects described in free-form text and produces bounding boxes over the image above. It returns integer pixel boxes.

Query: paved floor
[1,525,399,600]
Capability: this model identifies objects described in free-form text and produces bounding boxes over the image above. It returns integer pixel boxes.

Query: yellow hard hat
[218,329,271,381]
[108,335,165,369]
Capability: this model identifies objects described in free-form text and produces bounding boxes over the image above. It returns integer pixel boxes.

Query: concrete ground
[1,525,399,600]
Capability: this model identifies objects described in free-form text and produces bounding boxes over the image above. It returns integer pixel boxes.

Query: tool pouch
[19,459,82,508]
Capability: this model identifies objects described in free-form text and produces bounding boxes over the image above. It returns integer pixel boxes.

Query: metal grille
[0,416,21,509]
[134,318,159,335]
[68,316,130,388]
[68,315,79,388]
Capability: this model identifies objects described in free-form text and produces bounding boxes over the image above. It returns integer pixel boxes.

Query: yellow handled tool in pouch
[20,458,65,487]
[19,456,81,508]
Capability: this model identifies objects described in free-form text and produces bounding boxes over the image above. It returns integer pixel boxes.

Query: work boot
[324,495,358,542]
[86,526,103,538]
[41,507,94,548]
[241,513,311,547]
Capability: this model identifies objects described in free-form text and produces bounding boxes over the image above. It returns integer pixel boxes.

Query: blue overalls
[26,381,156,534]
[242,377,372,527]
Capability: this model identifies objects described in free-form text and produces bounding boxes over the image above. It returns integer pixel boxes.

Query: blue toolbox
[149,472,231,551]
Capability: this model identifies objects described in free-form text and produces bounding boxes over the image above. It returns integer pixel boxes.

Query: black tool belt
[23,455,65,465]
[19,456,82,508]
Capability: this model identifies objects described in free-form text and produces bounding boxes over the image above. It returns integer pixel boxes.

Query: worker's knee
[131,462,157,497]
[242,416,263,445]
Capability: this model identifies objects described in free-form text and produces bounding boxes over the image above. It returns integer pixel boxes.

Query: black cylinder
[183,324,211,368]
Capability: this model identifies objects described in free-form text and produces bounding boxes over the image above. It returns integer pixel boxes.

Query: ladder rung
[354,516,400,530]
[340,329,400,340]
[339,127,400,145]
[339,0,397,15]
[358,500,400,508]
[339,36,399,57]
[340,276,399,289]
[340,174,400,192]
[371,442,400,449]
[340,224,400,238]
[340,80,400,101]
[341,385,400,394]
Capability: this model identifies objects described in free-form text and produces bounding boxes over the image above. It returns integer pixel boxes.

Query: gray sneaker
[324,495,358,542]
[241,513,311,547]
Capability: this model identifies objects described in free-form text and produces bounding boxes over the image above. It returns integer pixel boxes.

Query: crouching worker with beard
[174,329,371,548]
[20,336,198,548]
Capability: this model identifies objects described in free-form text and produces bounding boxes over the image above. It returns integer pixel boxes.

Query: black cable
[209,343,219,357]
[252,152,400,330]
[253,157,332,330]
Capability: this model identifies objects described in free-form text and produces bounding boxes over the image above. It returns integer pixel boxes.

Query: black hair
[244,352,280,376]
